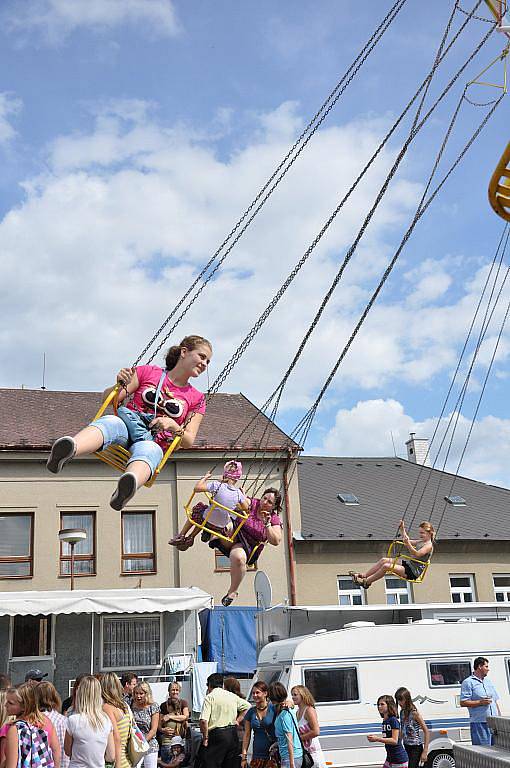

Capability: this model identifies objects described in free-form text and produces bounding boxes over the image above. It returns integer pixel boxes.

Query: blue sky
[1,0,510,487]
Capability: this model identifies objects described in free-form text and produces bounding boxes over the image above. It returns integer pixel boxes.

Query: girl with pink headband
[169,460,249,552]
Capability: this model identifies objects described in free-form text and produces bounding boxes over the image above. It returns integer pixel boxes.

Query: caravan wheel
[428,751,455,768]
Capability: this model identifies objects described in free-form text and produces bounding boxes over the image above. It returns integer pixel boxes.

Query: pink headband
[223,461,243,480]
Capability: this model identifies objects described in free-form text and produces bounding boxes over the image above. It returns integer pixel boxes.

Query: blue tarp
[200,606,259,674]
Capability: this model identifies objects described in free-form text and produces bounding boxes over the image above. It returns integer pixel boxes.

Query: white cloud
[0,99,426,399]
[316,398,510,488]
[0,92,22,144]
[4,0,179,42]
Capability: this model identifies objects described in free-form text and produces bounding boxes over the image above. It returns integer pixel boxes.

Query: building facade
[295,451,510,608]
[0,387,299,692]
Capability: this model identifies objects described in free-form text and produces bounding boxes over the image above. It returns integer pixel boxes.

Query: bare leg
[366,561,406,586]
[73,425,105,455]
[362,558,392,579]
[227,545,247,596]
[125,459,151,488]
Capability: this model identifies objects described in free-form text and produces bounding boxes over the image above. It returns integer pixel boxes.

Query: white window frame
[384,575,413,605]
[9,615,56,661]
[100,613,163,671]
[337,576,365,606]
[493,574,510,603]
[449,574,476,603]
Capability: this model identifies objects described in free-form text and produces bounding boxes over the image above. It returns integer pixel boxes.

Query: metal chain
[132,0,409,367]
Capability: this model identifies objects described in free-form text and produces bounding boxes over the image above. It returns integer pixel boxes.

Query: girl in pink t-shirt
[47,335,212,510]
[5,683,61,768]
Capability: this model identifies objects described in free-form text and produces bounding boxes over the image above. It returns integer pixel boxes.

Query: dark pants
[404,744,422,768]
[202,726,239,768]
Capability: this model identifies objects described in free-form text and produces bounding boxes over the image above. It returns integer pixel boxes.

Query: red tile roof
[0,388,296,452]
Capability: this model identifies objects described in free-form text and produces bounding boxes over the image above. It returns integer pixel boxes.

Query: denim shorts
[90,407,163,476]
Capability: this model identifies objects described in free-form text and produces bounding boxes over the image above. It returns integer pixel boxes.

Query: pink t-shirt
[127,365,206,448]
[241,498,282,544]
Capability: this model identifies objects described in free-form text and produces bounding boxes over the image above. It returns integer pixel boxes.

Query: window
[0,513,33,578]
[449,574,476,603]
[428,660,471,686]
[121,512,156,573]
[102,615,161,669]
[494,575,510,602]
[337,576,364,606]
[445,495,466,506]
[304,667,359,703]
[60,512,95,576]
[385,576,412,605]
[11,615,52,658]
[337,493,359,505]
[214,550,256,572]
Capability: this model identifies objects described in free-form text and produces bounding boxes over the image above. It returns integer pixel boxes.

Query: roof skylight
[445,495,466,506]
[337,493,359,505]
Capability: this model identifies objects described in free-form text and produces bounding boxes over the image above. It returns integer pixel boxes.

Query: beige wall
[0,452,297,605]
[294,540,510,605]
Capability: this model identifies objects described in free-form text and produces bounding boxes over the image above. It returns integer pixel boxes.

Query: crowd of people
[0,659,501,768]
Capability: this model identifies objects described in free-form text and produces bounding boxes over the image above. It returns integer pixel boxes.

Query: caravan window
[304,667,359,703]
[428,660,471,686]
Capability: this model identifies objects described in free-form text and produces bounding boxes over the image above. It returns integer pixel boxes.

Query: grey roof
[298,455,510,541]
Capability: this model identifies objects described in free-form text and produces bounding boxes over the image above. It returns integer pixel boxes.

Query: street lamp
[58,528,87,591]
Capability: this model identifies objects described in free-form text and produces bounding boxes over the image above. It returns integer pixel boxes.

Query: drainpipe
[283,450,298,606]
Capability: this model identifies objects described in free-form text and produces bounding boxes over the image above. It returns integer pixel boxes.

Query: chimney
[405,433,431,466]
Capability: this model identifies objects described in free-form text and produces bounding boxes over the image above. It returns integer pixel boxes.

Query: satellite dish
[254,571,272,610]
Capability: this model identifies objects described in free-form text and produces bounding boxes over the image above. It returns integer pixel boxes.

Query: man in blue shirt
[460,656,501,746]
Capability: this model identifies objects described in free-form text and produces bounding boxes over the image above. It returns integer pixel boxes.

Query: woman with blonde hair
[159,681,189,764]
[101,672,131,768]
[36,681,69,768]
[132,682,160,768]
[5,683,61,768]
[65,675,114,768]
[352,520,435,589]
[0,689,9,768]
[291,686,325,768]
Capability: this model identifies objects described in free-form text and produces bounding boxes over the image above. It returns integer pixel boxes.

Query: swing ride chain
[457,4,495,23]
[250,66,504,502]
[400,225,509,535]
[428,231,510,523]
[190,1,495,494]
[435,286,510,537]
[132,0,409,368]
[201,3,491,405]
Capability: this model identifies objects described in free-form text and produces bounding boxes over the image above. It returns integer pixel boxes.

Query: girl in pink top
[47,335,212,510]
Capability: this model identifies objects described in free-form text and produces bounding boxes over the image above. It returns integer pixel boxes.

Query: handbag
[127,710,151,766]
[290,713,314,768]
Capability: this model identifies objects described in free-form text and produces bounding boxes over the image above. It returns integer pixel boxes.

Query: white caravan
[254,619,510,768]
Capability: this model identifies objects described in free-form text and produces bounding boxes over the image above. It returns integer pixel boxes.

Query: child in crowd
[5,684,61,768]
[47,335,211,511]
[351,520,435,589]
[158,735,187,768]
[169,461,249,551]
[395,687,429,768]
[367,695,408,768]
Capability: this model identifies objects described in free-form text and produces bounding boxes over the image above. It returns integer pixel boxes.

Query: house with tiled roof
[0,387,299,693]
[295,435,510,607]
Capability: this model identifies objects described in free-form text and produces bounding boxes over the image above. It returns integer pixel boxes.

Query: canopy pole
[90,613,95,674]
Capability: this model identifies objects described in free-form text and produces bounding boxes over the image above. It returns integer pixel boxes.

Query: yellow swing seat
[184,489,249,544]
[489,141,510,223]
[92,385,181,488]
[386,540,430,584]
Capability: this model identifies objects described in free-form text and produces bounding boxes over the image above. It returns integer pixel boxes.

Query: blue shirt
[460,674,499,723]
[274,709,303,761]
[244,703,276,758]
[382,716,408,764]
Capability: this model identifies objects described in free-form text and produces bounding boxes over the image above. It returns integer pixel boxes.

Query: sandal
[176,536,194,551]
[360,578,370,590]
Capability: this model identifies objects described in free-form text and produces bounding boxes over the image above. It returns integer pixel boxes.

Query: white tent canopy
[0,587,212,617]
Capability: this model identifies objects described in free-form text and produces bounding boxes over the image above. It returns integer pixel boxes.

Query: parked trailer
[254,619,510,768]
